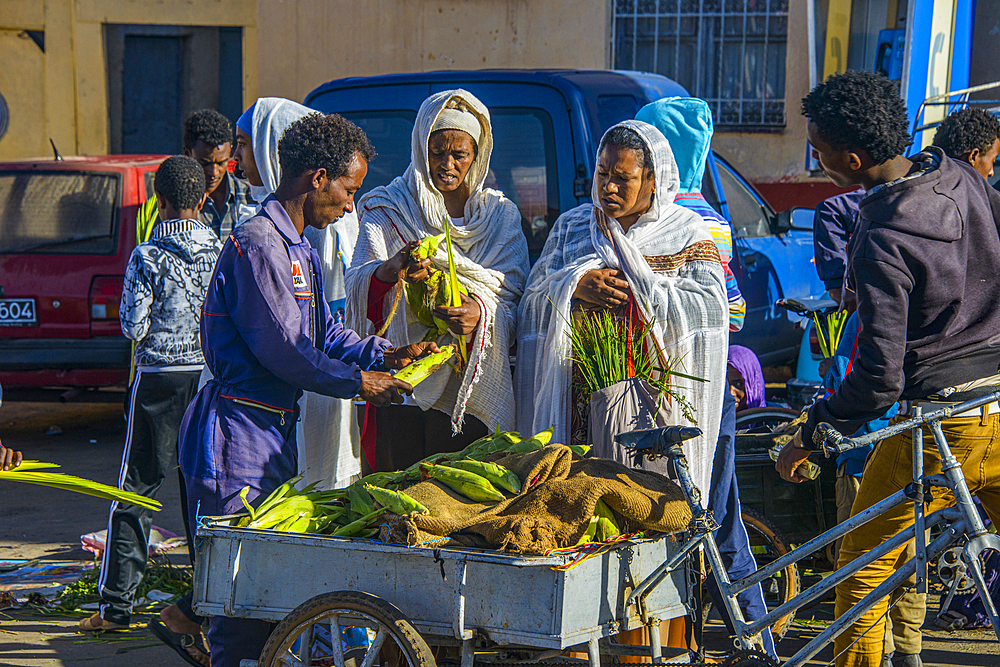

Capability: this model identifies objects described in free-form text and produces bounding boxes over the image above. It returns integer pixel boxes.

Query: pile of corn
[232,428,611,543]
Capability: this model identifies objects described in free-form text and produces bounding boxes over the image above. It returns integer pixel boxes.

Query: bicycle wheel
[735,407,802,434]
[741,506,800,639]
[258,591,437,667]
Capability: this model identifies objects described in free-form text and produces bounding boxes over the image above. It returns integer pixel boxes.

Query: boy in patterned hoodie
[81,156,222,649]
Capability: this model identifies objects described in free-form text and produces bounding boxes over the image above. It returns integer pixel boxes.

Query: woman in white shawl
[234,98,364,490]
[346,89,529,472]
[514,120,728,499]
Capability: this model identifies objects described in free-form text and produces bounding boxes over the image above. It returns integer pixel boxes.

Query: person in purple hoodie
[177,112,436,667]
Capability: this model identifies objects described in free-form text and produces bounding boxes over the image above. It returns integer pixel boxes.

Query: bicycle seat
[614,425,702,464]
[775,297,839,316]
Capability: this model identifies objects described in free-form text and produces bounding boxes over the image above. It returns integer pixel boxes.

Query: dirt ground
[0,400,996,666]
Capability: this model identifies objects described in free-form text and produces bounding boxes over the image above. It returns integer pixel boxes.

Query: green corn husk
[441,459,522,494]
[332,508,387,538]
[568,309,700,423]
[406,271,470,341]
[568,444,591,457]
[347,483,375,521]
[421,463,506,503]
[364,484,429,515]
[0,463,162,510]
[393,345,456,387]
[505,427,554,453]
[412,234,445,261]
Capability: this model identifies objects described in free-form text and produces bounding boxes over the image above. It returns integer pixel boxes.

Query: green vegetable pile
[230,427,602,539]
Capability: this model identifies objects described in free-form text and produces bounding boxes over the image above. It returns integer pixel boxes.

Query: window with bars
[612,0,788,129]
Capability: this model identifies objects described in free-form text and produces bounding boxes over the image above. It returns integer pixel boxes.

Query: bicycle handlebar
[813,388,1000,454]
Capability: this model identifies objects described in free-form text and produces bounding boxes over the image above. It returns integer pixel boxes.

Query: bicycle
[616,390,1000,666]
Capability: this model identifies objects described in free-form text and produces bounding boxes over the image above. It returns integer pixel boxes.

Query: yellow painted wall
[0,0,257,160]
[255,0,608,105]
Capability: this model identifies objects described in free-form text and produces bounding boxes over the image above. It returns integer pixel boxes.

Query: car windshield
[0,171,119,254]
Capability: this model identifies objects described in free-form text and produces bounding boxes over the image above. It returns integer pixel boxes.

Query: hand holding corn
[375,240,434,284]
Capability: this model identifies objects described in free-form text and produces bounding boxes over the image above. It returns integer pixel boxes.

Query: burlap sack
[382,444,691,554]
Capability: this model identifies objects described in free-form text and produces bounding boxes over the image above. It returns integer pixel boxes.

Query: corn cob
[393,345,456,387]
[594,500,620,541]
[364,484,429,515]
[332,508,387,537]
[248,495,318,530]
[506,427,554,453]
[347,484,375,521]
[252,474,304,518]
[441,459,521,494]
[421,463,506,503]
[412,234,445,261]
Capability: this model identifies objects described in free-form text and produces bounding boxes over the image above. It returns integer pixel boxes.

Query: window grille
[612,0,788,129]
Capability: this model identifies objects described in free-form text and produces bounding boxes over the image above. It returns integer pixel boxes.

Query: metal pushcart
[192,520,695,667]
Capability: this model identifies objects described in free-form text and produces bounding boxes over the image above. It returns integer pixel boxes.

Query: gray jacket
[120,219,223,367]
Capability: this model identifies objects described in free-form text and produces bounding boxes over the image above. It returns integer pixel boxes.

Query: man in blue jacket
[178,112,434,667]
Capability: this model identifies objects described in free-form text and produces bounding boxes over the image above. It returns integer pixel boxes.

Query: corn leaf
[442,217,467,362]
[0,469,162,510]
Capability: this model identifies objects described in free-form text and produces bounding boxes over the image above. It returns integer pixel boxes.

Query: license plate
[0,298,37,326]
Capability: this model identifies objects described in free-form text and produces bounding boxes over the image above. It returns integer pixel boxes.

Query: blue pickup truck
[306,69,823,365]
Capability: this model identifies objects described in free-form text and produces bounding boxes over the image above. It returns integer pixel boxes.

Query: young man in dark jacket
[777,70,1000,667]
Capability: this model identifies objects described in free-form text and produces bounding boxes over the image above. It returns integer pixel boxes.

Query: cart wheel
[258,591,437,667]
[741,507,800,639]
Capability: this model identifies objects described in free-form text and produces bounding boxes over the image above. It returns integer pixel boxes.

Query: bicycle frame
[622,389,1000,665]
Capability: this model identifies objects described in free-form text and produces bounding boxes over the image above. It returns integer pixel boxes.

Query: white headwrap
[431,107,483,145]
[245,97,315,203]
[346,89,529,432]
[514,120,729,496]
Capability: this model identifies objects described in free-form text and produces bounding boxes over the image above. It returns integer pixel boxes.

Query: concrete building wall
[255,0,609,104]
[0,0,258,160]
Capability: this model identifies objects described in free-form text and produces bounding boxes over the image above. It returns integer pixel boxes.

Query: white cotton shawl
[346,89,529,432]
[248,97,315,203]
[514,120,728,496]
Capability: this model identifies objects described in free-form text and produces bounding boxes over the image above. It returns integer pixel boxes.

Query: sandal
[148,618,211,667]
[79,612,129,632]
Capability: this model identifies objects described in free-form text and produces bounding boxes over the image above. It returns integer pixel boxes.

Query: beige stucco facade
[0,0,259,160]
[0,0,815,184]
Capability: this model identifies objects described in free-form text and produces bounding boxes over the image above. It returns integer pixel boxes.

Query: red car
[0,155,165,391]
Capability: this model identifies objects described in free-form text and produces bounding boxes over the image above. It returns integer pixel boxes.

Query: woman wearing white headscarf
[234,98,363,490]
[346,89,528,472]
[514,120,728,498]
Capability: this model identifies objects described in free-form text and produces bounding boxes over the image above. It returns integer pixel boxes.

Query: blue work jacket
[200,196,389,415]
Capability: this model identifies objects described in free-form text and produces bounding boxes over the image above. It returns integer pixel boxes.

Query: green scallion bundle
[568,309,700,423]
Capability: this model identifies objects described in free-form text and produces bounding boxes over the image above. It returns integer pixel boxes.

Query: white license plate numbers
[0,298,37,326]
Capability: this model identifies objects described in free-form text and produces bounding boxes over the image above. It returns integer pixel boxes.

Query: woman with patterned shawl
[346,89,529,472]
[514,119,728,500]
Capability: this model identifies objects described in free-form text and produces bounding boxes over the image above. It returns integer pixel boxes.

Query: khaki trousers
[836,467,925,657]
[834,411,1000,667]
